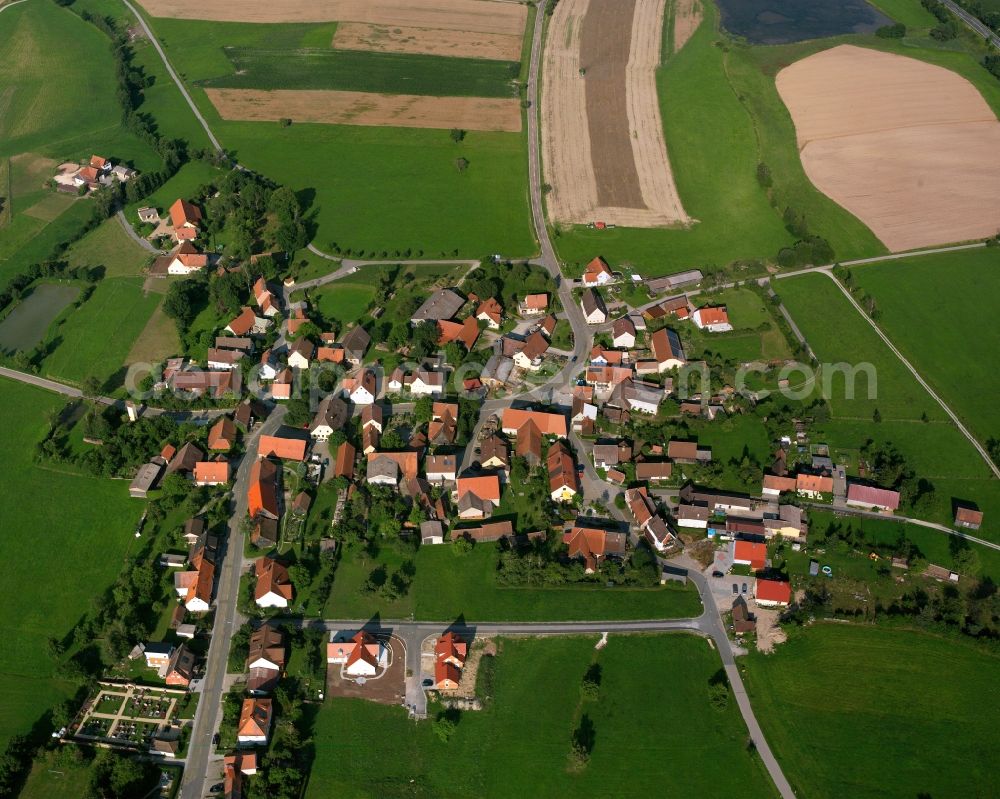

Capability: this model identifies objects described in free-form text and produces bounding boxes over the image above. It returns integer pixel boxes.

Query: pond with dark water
[0,283,79,353]
[716,0,892,44]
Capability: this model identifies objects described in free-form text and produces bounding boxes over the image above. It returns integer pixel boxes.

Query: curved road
[116,209,162,253]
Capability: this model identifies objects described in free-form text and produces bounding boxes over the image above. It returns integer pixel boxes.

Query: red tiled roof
[695,306,729,325]
[847,483,900,510]
[755,578,791,605]
[501,408,566,437]
[169,198,202,229]
[733,540,767,570]
[254,558,293,602]
[258,436,307,461]
[457,474,501,503]
[194,460,230,484]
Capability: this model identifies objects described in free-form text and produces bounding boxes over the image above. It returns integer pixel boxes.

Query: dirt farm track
[541,0,690,228]
[777,45,1000,252]
[136,0,527,33]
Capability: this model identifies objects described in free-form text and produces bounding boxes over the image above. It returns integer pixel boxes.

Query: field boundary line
[119,0,223,153]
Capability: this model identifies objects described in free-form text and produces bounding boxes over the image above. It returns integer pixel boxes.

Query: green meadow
[325,541,702,621]
[0,379,142,750]
[307,635,777,799]
[743,624,1000,799]
[849,247,1000,447]
[777,272,1000,539]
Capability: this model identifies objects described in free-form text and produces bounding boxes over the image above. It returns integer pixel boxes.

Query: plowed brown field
[777,45,1000,251]
[205,88,522,132]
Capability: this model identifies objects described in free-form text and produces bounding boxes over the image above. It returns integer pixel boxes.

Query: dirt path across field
[206,88,522,132]
[673,0,701,52]
[777,44,1000,251]
[332,21,523,61]
[541,0,689,227]
[137,0,526,34]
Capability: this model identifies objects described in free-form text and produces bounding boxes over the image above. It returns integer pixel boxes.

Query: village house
[846,483,901,513]
[644,515,677,552]
[954,506,984,530]
[582,256,614,286]
[732,540,767,571]
[166,441,204,476]
[667,440,712,464]
[341,326,371,366]
[547,440,579,502]
[515,419,543,466]
[362,426,379,455]
[225,307,270,337]
[501,408,567,438]
[796,473,833,499]
[344,370,378,405]
[562,525,626,573]
[434,632,468,690]
[480,353,515,389]
[763,504,808,540]
[171,369,242,399]
[410,369,445,396]
[456,474,502,519]
[454,520,515,543]
[650,328,686,372]
[581,288,608,325]
[361,403,384,434]
[537,314,557,338]
[206,348,243,371]
[164,644,195,687]
[254,558,294,608]
[754,578,792,607]
[692,305,733,333]
[609,379,663,415]
[237,698,273,746]
[675,503,710,529]
[476,297,504,329]
[193,459,230,486]
[327,630,388,676]
[253,278,280,317]
[286,307,311,337]
[247,624,286,695]
[169,198,202,241]
[571,396,598,435]
[248,459,280,520]
[174,538,215,612]
[426,454,458,483]
[762,474,797,497]
[158,241,208,275]
[143,642,174,671]
[366,451,419,487]
[512,331,550,371]
[438,316,480,350]
[519,293,549,315]
[310,396,349,441]
[271,368,294,400]
[636,461,673,483]
[287,338,315,370]
[612,316,637,349]
[258,348,280,381]
[479,435,510,471]
[732,595,756,634]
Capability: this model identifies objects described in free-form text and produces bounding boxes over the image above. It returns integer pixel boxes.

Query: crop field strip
[331,21,524,61]
[542,0,689,228]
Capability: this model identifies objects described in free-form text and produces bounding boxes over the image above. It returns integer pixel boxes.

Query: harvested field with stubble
[332,21,523,61]
[542,0,689,228]
[138,0,526,33]
[777,45,1000,252]
[206,88,521,132]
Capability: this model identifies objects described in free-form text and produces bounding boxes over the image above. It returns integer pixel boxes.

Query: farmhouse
[476,297,504,329]
[193,460,230,486]
[258,435,308,462]
[345,370,378,405]
[501,408,567,438]
[796,473,833,499]
[310,396,349,441]
[166,442,204,476]
[333,442,356,480]
[481,353,515,388]
[287,338,315,370]
[157,241,208,275]
[253,277,280,317]
[609,379,663,415]
[206,348,243,371]
[515,419,543,466]
[732,540,767,571]
[426,454,457,483]
[692,306,733,333]
[341,326,371,365]
[248,459,280,520]
[169,198,202,241]
[361,404,384,433]
[237,698,273,746]
[581,288,608,324]
[762,474,797,497]
[366,451,419,486]
[226,307,270,336]
[646,270,703,294]
[129,462,163,498]
[410,288,465,324]
[479,435,510,471]
[454,520,516,543]
[582,256,614,286]
[650,328,686,372]
[675,503,710,529]
[636,461,672,482]
[174,545,215,613]
[512,331,550,371]
[254,558,294,608]
[438,316,480,350]
[171,369,242,399]
[247,624,285,695]
[410,370,445,396]
[667,440,711,464]
[456,474,502,519]
[954,506,983,530]
[846,483,901,513]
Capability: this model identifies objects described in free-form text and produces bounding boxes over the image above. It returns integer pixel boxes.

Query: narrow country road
[116,209,161,253]
[120,0,223,153]
[939,0,1000,47]
[179,406,287,799]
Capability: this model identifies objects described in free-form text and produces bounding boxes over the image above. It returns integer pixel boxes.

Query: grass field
[552,1,793,276]
[307,635,777,799]
[777,271,1000,538]
[0,379,142,749]
[849,247,1000,447]
[325,541,702,621]
[63,218,152,279]
[0,200,95,291]
[743,624,1000,799]
[869,0,940,29]
[39,277,162,388]
[682,286,795,362]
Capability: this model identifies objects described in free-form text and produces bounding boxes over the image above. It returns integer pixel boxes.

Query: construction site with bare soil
[777,44,1000,252]
[541,0,690,228]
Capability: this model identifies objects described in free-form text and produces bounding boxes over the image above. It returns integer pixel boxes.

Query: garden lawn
[743,624,1000,799]
[553,1,793,276]
[40,277,161,387]
[0,379,143,749]
[314,281,376,329]
[307,635,776,799]
[850,247,1000,447]
[683,286,794,362]
[325,541,702,621]
[868,0,939,29]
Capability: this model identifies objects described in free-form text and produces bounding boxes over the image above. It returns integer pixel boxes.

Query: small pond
[716,0,892,45]
[0,283,79,352]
